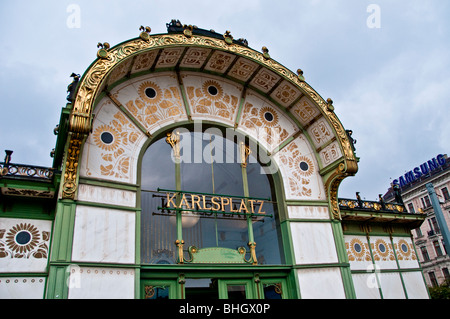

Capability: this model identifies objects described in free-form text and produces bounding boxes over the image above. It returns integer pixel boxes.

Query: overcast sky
[0,0,449,201]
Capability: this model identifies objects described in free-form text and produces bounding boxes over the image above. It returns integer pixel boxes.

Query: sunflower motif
[93,124,120,151]
[374,239,390,258]
[295,156,314,177]
[201,80,223,101]
[138,81,163,104]
[259,106,279,127]
[397,239,412,258]
[350,238,366,259]
[5,223,40,255]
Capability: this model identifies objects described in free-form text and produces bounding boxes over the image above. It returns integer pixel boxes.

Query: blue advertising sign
[393,154,446,188]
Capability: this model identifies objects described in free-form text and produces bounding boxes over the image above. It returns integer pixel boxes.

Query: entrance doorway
[141,275,288,299]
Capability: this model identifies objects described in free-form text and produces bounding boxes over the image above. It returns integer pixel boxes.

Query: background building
[0,22,429,299]
[384,154,450,287]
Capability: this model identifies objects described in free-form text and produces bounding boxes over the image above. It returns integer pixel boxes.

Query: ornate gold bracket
[175,239,185,264]
[240,142,251,168]
[62,133,84,199]
[166,131,180,159]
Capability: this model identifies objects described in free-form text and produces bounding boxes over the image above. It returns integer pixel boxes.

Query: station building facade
[0,21,429,299]
[384,154,450,288]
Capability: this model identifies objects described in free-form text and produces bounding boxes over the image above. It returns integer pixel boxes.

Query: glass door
[218,279,256,299]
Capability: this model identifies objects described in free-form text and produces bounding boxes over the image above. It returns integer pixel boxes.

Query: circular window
[401,243,408,253]
[15,231,31,245]
[264,112,274,122]
[101,132,114,144]
[299,161,309,172]
[145,87,157,99]
[354,243,362,253]
[207,85,218,96]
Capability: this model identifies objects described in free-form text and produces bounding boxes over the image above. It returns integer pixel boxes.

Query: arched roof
[64,22,358,218]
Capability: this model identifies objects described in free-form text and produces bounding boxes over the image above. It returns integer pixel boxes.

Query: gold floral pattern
[92,111,140,180]
[395,239,417,261]
[278,141,315,198]
[0,223,49,259]
[124,81,184,130]
[372,239,395,262]
[93,124,121,151]
[138,81,163,104]
[186,79,239,123]
[346,238,371,262]
[240,102,289,149]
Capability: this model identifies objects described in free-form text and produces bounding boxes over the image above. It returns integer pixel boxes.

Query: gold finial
[97,42,111,59]
[297,69,305,81]
[223,30,234,44]
[262,46,270,59]
[240,142,252,168]
[183,24,193,38]
[326,98,335,112]
[166,131,180,159]
[139,26,151,41]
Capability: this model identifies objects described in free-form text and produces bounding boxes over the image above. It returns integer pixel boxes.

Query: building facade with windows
[384,154,450,287]
[0,21,429,299]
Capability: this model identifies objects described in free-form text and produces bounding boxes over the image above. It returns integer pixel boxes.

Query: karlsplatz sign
[392,154,446,188]
[160,189,268,216]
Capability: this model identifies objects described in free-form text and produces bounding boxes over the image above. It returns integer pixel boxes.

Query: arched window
[141,127,284,265]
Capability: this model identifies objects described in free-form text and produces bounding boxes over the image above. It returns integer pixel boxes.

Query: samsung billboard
[393,154,447,188]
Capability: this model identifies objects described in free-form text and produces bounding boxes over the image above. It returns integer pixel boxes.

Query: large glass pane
[227,285,247,300]
[185,278,219,300]
[179,131,247,251]
[246,154,285,265]
[141,137,177,264]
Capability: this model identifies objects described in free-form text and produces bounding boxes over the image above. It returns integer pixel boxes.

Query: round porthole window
[145,87,157,99]
[401,243,408,253]
[299,161,309,172]
[207,85,218,96]
[264,111,274,122]
[15,231,31,245]
[101,132,114,144]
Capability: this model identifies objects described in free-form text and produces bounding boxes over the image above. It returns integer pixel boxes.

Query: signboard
[392,154,446,188]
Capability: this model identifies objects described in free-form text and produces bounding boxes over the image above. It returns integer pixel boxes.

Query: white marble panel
[351,273,381,299]
[77,184,136,208]
[273,135,326,200]
[238,90,298,153]
[369,236,398,270]
[307,117,334,149]
[319,140,343,167]
[297,268,346,299]
[290,96,321,127]
[288,205,330,220]
[392,237,420,269]
[79,98,147,184]
[112,72,188,134]
[402,271,429,299]
[183,73,242,126]
[378,272,406,299]
[290,222,338,265]
[344,235,373,271]
[0,277,46,299]
[68,265,135,299]
[0,218,52,273]
[72,206,135,264]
